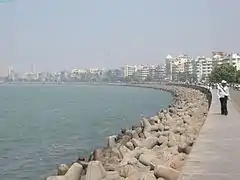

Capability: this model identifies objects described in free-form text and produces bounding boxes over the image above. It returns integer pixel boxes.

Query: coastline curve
[44,83,212,180]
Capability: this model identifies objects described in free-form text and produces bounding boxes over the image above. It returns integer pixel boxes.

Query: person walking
[217,80,230,115]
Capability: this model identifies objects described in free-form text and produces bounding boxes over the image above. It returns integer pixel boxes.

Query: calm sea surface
[0,84,172,180]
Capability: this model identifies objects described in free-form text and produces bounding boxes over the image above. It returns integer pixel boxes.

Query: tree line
[209,64,240,83]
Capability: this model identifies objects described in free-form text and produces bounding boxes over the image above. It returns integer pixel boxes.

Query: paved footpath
[178,89,240,180]
[230,89,240,112]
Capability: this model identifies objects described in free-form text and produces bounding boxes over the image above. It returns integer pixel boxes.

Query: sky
[0,0,240,73]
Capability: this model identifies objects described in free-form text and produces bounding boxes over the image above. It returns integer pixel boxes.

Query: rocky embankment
[46,85,210,180]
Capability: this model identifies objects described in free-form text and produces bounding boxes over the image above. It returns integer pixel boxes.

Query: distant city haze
[1,0,240,73]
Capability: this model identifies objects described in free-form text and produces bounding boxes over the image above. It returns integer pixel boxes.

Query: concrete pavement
[230,89,240,112]
[178,89,240,180]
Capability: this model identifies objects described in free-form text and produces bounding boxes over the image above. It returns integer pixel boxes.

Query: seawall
[45,83,211,180]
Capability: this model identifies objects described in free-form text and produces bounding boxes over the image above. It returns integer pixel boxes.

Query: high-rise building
[7,67,15,81]
[219,53,240,71]
[184,59,193,75]
[165,55,174,80]
[212,52,226,68]
[194,57,213,82]
[165,54,189,81]
[136,65,150,80]
[123,64,137,77]
[175,55,189,73]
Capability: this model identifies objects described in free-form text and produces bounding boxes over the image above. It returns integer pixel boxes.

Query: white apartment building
[136,65,150,80]
[165,55,174,80]
[154,65,165,80]
[164,52,240,83]
[175,55,189,72]
[195,57,213,82]
[219,53,240,71]
[7,67,15,81]
[123,64,137,77]
[165,54,189,81]
[184,58,194,75]
[71,69,87,74]
[149,66,156,79]
[212,51,227,67]
[124,64,165,80]
[87,68,101,73]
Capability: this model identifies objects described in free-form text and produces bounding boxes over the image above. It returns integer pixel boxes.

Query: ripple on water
[0,85,173,180]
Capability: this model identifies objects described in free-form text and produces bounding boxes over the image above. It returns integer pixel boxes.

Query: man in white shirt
[217,80,230,115]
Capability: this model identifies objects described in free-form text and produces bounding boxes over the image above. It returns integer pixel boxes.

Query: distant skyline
[1,0,240,73]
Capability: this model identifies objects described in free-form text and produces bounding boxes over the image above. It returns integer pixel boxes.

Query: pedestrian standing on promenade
[217,80,230,115]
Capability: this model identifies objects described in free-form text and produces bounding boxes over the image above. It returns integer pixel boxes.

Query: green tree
[123,76,131,82]
[201,74,207,82]
[177,72,187,82]
[145,74,153,82]
[130,73,140,82]
[188,73,197,83]
[236,70,240,83]
[103,70,118,82]
[209,64,237,83]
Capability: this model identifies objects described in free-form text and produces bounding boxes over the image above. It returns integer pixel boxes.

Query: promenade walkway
[178,90,240,180]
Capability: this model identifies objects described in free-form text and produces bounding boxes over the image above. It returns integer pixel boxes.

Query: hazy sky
[1,0,240,72]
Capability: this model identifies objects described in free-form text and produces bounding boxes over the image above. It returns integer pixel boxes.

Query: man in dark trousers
[217,80,230,115]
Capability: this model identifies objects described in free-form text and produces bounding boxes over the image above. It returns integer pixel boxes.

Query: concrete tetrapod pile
[45,85,210,180]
